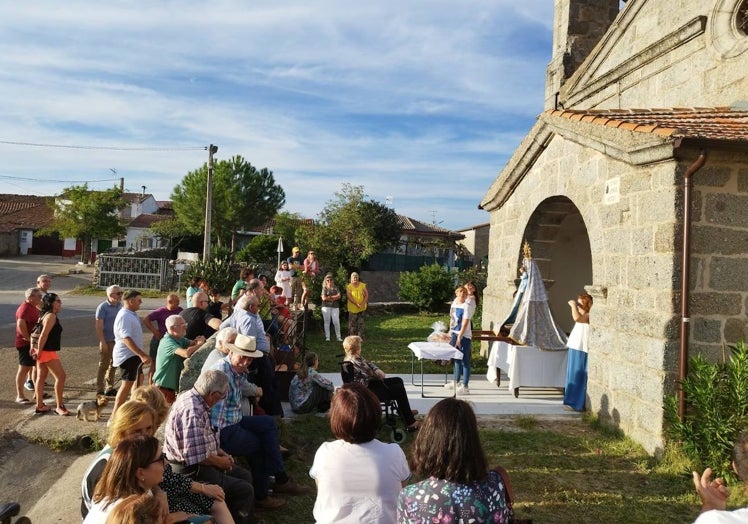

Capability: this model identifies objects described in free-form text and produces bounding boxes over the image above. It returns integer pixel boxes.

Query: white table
[408,341,463,398]
[486,341,568,397]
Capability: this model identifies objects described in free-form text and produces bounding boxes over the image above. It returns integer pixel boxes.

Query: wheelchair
[339,359,408,444]
[0,502,30,524]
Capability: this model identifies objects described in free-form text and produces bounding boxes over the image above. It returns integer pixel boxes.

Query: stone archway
[519,196,592,333]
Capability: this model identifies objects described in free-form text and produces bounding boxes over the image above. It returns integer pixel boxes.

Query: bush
[184,248,240,294]
[398,263,454,312]
[664,340,748,481]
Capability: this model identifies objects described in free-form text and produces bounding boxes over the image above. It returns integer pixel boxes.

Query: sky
[0,1,555,231]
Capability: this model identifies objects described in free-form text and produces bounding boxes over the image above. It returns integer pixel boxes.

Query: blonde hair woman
[345,273,368,338]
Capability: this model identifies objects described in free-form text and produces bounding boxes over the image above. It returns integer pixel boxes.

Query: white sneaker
[457,384,470,395]
[443,381,455,389]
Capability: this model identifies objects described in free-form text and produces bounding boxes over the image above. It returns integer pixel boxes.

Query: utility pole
[203,144,218,262]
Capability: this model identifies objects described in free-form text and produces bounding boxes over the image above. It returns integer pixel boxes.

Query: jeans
[219,414,285,498]
[450,333,472,386]
[321,306,341,340]
[184,463,255,524]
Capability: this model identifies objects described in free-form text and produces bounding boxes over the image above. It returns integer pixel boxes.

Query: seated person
[289,352,334,414]
[342,335,420,431]
[692,432,748,523]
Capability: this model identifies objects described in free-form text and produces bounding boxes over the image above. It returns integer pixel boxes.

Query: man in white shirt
[693,432,748,523]
[110,290,152,420]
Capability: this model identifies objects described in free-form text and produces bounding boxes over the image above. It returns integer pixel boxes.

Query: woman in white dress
[563,292,593,411]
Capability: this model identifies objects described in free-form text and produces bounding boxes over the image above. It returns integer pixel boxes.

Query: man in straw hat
[210,333,311,510]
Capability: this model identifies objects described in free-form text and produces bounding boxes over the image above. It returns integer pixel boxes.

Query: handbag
[492,465,533,524]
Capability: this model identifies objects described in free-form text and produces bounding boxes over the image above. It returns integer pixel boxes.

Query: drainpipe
[678,149,707,420]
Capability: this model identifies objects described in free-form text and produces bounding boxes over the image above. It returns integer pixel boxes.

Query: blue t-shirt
[95,300,122,342]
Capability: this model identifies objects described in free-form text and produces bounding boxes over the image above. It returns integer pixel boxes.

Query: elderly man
[94,285,122,396]
[181,291,222,340]
[164,370,255,524]
[152,315,205,403]
[111,290,152,419]
[693,432,748,522]
[14,287,42,403]
[220,294,281,415]
[142,292,182,369]
[210,334,310,509]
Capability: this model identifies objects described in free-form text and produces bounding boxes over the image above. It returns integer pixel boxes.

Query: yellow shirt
[346,283,368,313]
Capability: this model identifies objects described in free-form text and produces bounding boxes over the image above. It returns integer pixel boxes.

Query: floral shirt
[289,368,334,412]
[397,470,511,524]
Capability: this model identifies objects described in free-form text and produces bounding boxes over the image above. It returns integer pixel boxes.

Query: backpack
[29,314,46,357]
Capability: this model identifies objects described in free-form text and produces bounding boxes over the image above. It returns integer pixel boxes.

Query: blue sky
[0,1,555,230]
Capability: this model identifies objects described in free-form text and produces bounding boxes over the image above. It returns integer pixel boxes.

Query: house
[456,222,490,269]
[479,0,748,453]
[0,194,60,256]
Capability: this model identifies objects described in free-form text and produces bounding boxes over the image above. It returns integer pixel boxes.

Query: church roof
[547,107,748,143]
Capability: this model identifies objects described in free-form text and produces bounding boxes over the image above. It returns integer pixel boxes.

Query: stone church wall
[483,134,682,454]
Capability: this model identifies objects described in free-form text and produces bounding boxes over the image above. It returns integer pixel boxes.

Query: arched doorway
[519,196,592,333]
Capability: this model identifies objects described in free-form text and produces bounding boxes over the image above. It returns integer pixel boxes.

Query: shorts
[37,349,60,364]
[119,355,142,382]
[16,345,35,367]
[157,386,176,404]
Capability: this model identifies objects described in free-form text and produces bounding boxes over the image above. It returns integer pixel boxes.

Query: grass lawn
[268,311,746,523]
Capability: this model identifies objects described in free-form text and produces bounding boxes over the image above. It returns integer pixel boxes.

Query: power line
[0,175,119,183]
[0,139,206,151]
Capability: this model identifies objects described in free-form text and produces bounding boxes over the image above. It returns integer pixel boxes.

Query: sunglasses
[148,452,167,466]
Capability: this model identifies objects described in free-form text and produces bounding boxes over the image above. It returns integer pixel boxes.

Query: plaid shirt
[164,388,220,467]
[209,357,247,429]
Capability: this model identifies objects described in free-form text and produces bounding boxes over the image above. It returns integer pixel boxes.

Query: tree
[296,184,401,272]
[38,184,126,263]
[170,155,286,253]
[149,216,195,257]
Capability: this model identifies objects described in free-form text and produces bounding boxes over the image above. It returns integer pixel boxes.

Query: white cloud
[0,0,553,229]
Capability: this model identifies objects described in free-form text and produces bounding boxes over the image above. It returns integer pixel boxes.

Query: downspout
[678,149,707,420]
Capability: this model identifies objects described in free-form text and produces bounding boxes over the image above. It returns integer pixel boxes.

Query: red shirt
[15,301,39,348]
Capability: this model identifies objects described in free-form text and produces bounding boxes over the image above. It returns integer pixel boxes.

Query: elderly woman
[310,383,411,523]
[398,397,513,523]
[345,272,368,338]
[342,335,419,431]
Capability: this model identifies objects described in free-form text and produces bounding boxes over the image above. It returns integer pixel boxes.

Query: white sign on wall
[604,177,620,205]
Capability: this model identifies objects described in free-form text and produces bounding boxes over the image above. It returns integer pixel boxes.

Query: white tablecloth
[408,341,463,361]
[486,341,568,391]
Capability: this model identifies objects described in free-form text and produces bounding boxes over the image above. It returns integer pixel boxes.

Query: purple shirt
[146,306,184,336]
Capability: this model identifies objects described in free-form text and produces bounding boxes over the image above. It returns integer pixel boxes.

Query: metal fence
[96,255,168,290]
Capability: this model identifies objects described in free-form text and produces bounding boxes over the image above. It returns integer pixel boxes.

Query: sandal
[34,405,51,414]
[406,421,421,432]
[15,397,31,404]
[54,405,71,416]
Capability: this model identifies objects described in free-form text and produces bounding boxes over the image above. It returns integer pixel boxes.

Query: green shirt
[153,333,190,391]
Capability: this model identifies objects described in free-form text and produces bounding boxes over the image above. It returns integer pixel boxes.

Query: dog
[76,395,109,422]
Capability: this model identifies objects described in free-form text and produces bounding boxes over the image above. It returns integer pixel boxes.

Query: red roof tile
[546,107,748,142]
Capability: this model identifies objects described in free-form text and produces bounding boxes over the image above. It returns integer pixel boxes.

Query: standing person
[320,273,342,342]
[25,274,52,392]
[152,315,206,404]
[289,352,333,414]
[563,292,593,411]
[346,272,368,338]
[95,285,123,397]
[181,292,222,341]
[112,290,152,421]
[300,250,319,307]
[397,398,513,523]
[310,383,411,523]
[32,292,69,415]
[231,267,254,304]
[446,286,473,395]
[464,280,480,321]
[142,293,183,381]
[286,247,304,308]
[185,276,203,305]
[14,287,42,404]
[274,261,293,300]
